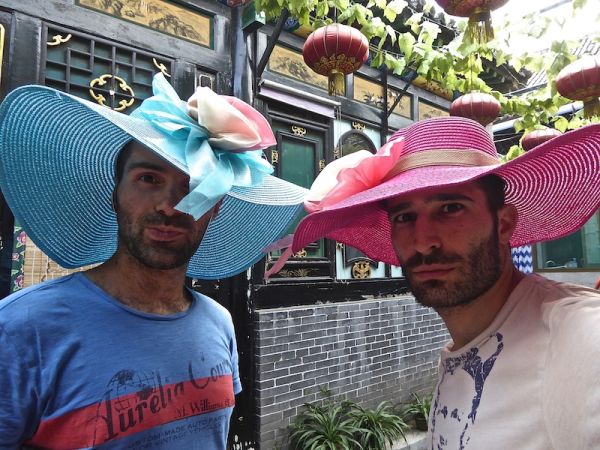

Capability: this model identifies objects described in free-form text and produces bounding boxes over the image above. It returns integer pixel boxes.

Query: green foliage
[350,402,408,450]
[503,144,524,162]
[288,394,408,450]
[289,401,364,450]
[254,0,600,133]
[401,392,432,420]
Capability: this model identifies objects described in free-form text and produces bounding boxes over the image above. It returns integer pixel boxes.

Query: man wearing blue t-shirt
[0,74,306,449]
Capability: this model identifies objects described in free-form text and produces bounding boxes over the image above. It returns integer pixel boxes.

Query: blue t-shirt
[0,273,241,449]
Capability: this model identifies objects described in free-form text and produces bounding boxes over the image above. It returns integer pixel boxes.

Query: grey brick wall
[253,294,449,449]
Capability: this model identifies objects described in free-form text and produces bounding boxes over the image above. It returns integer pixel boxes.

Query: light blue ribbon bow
[131,73,274,220]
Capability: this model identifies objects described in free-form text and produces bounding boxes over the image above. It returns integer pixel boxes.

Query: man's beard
[401,224,502,309]
[116,211,204,271]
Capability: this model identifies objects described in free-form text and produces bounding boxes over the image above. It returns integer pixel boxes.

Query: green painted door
[271,120,325,258]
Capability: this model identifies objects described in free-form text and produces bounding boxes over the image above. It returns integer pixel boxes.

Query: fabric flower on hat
[132,74,274,220]
[305,138,405,213]
[188,90,275,151]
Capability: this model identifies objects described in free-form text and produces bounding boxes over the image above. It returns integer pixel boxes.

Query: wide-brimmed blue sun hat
[0,74,307,279]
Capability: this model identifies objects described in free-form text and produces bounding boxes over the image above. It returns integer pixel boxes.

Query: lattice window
[44,25,173,112]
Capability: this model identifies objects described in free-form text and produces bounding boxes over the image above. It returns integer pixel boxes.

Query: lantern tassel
[583,98,600,118]
[466,8,494,44]
[328,70,345,96]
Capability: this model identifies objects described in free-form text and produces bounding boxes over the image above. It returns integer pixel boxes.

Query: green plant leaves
[384,0,408,23]
[350,402,408,449]
[553,116,569,133]
[255,0,600,133]
[289,396,408,450]
[397,32,415,61]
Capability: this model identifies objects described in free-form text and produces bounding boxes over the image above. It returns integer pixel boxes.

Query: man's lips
[146,226,187,242]
[410,265,455,280]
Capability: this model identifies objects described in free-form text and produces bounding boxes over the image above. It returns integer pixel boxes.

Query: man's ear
[497,203,518,245]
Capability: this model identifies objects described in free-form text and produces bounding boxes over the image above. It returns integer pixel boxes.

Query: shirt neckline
[75,272,197,321]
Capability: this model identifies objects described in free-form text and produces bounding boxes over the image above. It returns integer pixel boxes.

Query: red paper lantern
[556,56,600,118]
[450,92,501,126]
[303,24,369,96]
[521,128,563,151]
[434,0,510,43]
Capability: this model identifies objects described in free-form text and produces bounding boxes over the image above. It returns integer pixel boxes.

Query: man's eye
[391,212,415,224]
[441,203,464,214]
[138,174,159,184]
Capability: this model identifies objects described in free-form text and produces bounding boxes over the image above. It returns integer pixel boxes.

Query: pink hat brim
[291,124,600,265]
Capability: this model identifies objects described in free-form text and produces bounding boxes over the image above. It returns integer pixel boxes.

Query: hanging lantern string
[334,104,342,156]
[469,52,475,92]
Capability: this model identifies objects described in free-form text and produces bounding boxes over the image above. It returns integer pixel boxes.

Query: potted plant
[349,401,409,449]
[402,392,432,431]
[288,399,364,450]
[288,390,410,450]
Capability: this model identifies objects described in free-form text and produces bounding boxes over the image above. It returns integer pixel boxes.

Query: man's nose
[155,184,187,217]
[413,215,441,256]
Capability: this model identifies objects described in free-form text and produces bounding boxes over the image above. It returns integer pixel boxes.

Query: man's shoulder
[0,274,83,319]
[520,274,600,333]
[190,289,233,321]
[520,274,600,304]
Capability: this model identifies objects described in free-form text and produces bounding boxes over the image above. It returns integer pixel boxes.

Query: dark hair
[112,140,137,211]
[476,174,506,213]
[114,140,136,186]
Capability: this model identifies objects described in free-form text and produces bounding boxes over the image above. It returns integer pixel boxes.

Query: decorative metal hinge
[278,268,317,277]
[271,149,279,165]
[89,74,135,112]
[352,261,371,279]
[333,147,340,159]
[294,249,307,258]
[319,159,326,171]
[152,58,171,78]
[291,126,306,136]
[47,33,72,47]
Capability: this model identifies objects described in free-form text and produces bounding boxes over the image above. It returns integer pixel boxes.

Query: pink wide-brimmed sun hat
[275,116,600,268]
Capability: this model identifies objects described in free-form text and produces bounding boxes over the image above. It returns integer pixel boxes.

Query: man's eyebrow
[387,201,411,214]
[387,193,474,214]
[125,161,167,173]
[428,193,474,203]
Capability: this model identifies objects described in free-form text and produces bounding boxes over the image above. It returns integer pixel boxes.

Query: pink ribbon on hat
[263,138,405,279]
[305,138,406,212]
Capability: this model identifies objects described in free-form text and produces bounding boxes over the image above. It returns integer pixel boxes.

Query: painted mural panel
[77,0,212,47]
[269,45,328,91]
[353,76,412,119]
[418,100,449,120]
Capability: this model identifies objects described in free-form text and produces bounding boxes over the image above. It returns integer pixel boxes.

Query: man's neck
[85,254,191,315]
[437,260,525,351]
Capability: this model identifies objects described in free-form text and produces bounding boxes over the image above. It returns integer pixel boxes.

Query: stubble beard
[402,224,502,310]
[116,211,204,271]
